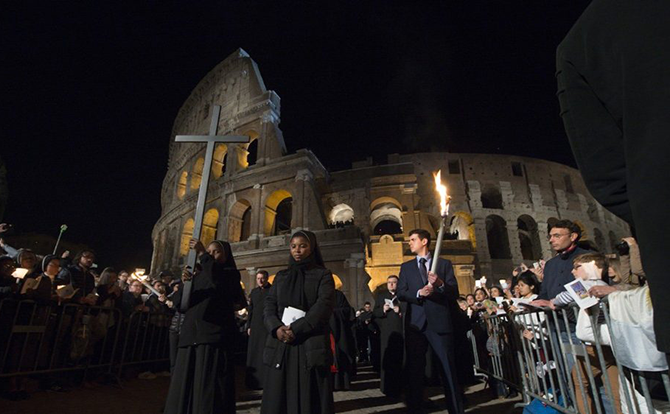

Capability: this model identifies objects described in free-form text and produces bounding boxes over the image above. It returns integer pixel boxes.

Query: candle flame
[433,170,450,217]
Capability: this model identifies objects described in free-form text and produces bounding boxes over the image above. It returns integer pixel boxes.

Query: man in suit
[397,228,464,414]
[556,0,670,359]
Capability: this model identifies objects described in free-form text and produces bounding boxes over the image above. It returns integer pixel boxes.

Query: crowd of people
[2,215,661,414]
[458,219,663,414]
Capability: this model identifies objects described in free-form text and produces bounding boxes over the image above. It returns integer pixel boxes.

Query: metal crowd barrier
[469,300,670,414]
[0,298,170,382]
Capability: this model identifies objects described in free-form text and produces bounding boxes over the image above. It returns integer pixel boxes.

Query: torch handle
[430,216,448,274]
[53,229,65,255]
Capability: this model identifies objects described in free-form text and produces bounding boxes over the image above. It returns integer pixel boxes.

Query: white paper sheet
[564,279,599,309]
[282,306,306,326]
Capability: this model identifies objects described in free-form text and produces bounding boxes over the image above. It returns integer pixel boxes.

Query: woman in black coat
[260,230,335,414]
[164,239,246,414]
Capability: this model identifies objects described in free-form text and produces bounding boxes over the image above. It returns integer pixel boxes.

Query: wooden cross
[175,105,249,311]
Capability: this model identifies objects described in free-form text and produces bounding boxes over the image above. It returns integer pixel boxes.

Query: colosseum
[151,49,630,308]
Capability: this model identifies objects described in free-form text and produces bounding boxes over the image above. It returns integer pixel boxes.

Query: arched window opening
[191,158,204,190]
[180,218,195,256]
[202,208,219,246]
[246,139,258,167]
[449,215,471,241]
[517,215,542,260]
[241,207,252,241]
[481,186,504,209]
[228,200,252,243]
[486,215,511,259]
[370,198,403,236]
[264,190,293,236]
[373,220,402,236]
[274,198,293,235]
[212,144,228,179]
[177,171,188,199]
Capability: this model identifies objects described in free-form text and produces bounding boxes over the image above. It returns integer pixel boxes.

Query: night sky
[0,2,591,270]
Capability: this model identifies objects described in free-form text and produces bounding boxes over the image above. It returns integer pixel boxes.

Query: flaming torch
[130,268,161,296]
[430,170,451,274]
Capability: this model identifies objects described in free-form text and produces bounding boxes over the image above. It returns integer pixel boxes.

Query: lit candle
[430,170,451,274]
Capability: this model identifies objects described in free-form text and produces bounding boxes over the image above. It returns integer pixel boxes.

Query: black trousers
[405,325,464,414]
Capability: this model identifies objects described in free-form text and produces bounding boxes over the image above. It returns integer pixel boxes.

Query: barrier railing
[0,298,170,382]
[469,298,670,414]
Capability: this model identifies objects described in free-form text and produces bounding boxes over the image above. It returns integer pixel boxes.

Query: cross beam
[175,105,249,311]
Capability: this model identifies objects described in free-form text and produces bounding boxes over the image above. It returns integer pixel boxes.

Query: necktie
[419,258,428,285]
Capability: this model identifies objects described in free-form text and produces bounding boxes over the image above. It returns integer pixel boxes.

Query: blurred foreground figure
[556,0,670,356]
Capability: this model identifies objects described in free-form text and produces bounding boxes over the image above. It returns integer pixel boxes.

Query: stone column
[536,220,553,260]
[506,219,523,264]
[500,181,515,209]
[293,169,313,230]
[473,216,491,277]
[248,184,263,248]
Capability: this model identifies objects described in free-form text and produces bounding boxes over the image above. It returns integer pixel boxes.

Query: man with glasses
[534,220,589,302]
[531,220,590,406]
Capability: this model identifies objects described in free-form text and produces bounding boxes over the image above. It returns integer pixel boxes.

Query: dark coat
[245,284,271,389]
[556,0,670,352]
[262,266,335,369]
[174,253,246,348]
[538,246,590,300]
[397,257,459,334]
[261,266,335,414]
[373,289,405,396]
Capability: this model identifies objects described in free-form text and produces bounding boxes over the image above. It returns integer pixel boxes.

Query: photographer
[615,237,645,286]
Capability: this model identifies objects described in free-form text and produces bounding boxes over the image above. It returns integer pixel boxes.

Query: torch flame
[433,170,450,217]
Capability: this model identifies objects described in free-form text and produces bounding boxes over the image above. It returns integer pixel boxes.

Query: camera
[615,241,630,256]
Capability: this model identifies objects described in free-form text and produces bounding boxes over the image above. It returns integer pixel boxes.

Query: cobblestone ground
[1,365,522,414]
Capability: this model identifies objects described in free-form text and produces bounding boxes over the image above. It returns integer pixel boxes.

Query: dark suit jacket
[397,257,459,334]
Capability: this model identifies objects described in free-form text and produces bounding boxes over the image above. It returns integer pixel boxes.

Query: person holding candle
[164,238,246,414]
[397,228,464,414]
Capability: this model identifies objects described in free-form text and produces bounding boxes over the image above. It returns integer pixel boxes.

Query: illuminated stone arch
[238,130,260,170]
[481,185,503,209]
[370,197,403,235]
[517,214,542,260]
[201,208,220,246]
[179,218,195,256]
[264,189,293,236]
[177,171,188,199]
[190,157,205,190]
[449,211,475,243]
[211,144,228,179]
[486,214,511,259]
[329,203,355,226]
[228,199,252,242]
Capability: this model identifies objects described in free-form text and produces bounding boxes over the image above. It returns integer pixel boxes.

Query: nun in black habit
[164,239,246,414]
[260,230,335,414]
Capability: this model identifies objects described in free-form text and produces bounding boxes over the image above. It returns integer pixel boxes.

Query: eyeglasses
[547,232,570,240]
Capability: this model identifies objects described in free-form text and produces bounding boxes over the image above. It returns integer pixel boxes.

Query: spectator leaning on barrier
[537,220,590,301]
[0,255,17,298]
[58,250,98,305]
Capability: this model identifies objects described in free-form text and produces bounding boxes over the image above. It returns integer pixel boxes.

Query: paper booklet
[564,279,599,309]
[384,297,397,308]
[20,277,41,294]
[56,284,79,300]
[282,306,306,326]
